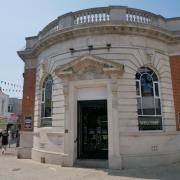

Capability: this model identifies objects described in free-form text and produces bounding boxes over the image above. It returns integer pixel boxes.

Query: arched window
[136,67,162,130]
[41,75,53,127]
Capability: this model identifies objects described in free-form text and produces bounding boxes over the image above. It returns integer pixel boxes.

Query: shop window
[136,67,162,130]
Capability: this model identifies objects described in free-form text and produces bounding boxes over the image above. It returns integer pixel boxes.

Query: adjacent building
[17,6,180,169]
[7,98,22,133]
[0,88,9,130]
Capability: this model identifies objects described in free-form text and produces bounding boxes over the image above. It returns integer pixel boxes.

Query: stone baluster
[97,11,100,22]
[84,13,87,23]
[146,14,149,24]
[104,11,107,21]
[79,15,82,24]
[90,12,93,23]
[80,14,83,24]
[144,14,147,24]
[100,11,103,21]
[134,12,137,22]
[92,12,95,22]
[140,15,143,23]
[74,15,77,24]
[132,12,135,22]
[131,14,133,22]
[82,14,85,24]
[85,12,88,23]
[102,12,105,21]
[77,15,80,24]
[87,12,90,23]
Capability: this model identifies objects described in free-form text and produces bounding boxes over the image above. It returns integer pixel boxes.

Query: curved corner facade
[17,6,180,169]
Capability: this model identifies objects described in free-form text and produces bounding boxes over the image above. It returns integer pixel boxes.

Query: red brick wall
[21,68,36,131]
[170,56,180,130]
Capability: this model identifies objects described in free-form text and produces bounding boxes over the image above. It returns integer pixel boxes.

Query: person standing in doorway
[1,130,9,154]
[0,130,2,150]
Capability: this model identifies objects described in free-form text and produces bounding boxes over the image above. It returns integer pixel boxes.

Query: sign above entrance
[77,87,107,100]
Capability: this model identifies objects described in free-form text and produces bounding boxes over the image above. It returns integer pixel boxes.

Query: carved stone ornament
[54,54,124,81]
[39,60,48,80]
[145,48,155,64]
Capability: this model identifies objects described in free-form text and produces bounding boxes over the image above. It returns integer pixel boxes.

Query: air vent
[41,157,46,164]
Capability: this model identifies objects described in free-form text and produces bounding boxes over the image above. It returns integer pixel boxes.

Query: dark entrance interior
[78,100,108,159]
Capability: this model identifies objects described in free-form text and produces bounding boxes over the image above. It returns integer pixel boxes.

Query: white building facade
[18,6,180,169]
[0,88,9,129]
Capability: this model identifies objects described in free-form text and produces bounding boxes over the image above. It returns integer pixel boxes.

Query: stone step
[75,159,108,169]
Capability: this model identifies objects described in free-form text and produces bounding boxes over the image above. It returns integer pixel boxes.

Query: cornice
[18,23,180,60]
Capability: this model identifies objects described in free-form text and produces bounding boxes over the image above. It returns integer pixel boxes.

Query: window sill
[47,132,64,137]
[120,131,180,136]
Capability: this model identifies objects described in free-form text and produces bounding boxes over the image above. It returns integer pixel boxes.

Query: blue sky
[0,0,180,98]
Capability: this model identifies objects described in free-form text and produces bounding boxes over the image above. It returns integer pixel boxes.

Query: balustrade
[127,9,155,25]
[74,8,110,24]
[37,6,171,40]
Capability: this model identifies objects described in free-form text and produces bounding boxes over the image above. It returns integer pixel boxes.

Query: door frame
[64,79,119,167]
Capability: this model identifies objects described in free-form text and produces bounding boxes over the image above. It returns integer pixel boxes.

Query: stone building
[0,88,9,130]
[7,98,22,133]
[17,6,180,169]
[8,98,22,115]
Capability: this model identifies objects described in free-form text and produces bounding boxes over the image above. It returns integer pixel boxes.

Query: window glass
[42,89,45,102]
[136,81,140,96]
[136,67,162,131]
[152,72,158,81]
[142,96,155,115]
[154,82,159,97]
[41,75,53,127]
[141,74,153,97]
[155,99,161,115]
[137,97,142,115]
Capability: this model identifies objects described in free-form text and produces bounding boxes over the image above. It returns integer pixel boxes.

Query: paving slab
[0,148,180,180]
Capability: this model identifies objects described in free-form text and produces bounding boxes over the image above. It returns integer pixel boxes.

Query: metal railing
[40,117,52,127]
[138,116,163,131]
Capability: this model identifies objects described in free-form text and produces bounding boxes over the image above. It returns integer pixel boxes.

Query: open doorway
[77,100,108,159]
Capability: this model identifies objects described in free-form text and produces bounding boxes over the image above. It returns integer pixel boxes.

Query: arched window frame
[136,67,163,131]
[40,75,53,127]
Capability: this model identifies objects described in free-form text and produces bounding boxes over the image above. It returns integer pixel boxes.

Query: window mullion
[153,82,157,115]
[139,79,143,115]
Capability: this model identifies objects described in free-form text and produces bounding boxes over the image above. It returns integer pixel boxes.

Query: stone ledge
[121,149,180,157]
[32,148,68,156]
[46,132,65,137]
[120,131,180,136]
[17,147,32,159]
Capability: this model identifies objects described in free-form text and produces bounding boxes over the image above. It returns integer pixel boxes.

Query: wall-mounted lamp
[106,43,111,50]
[69,48,74,54]
[88,45,93,51]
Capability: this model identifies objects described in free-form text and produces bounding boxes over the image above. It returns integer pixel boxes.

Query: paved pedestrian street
[0,148,180,180]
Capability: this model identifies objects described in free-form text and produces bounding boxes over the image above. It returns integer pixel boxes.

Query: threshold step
[75,159,108,169]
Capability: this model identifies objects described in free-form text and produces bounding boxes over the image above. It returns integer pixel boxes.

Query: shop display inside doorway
[78,100,108,159]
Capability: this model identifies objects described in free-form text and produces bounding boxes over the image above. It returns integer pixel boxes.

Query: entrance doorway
[77,100,108,159]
